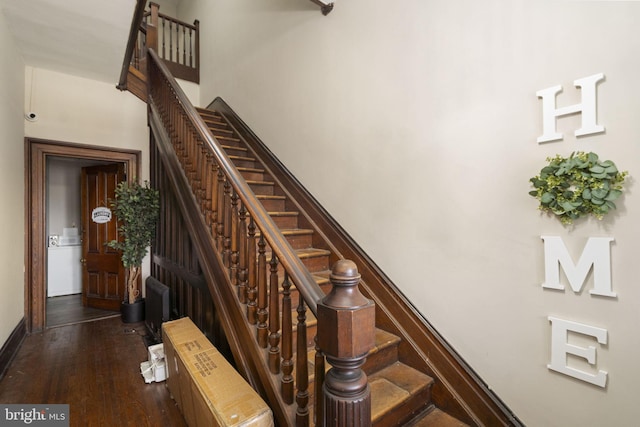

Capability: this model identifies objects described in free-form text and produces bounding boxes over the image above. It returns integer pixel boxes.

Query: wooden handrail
[147,48,325,314]
[118,1,199,94]
[206,96,524,426]
[117,0,147,90]
[147,47,378,425]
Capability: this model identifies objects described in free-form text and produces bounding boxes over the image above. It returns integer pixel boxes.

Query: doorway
[26,138,140,333]
[45,158,125,327]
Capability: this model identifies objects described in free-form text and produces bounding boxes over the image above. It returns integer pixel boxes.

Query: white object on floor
[140,343,166,383]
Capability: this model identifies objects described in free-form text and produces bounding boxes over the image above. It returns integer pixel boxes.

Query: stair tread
[247,180,275,186]
[405,408,468,427]
[208,125,233,135]
[369,362,434,422]
[299,325,401,379]
[269,211,299,217]
[202,116,225,125]
[220,139,244,148]
[264,246,330,258]
[229,154,256,162]
[196,108,221,118]
[239,166,266,173]
[370,329,402,357]
[296,247,331,259]
[257,194,286,200]
[209,135,243,143]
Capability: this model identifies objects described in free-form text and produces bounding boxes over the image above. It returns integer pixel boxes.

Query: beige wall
[0,10,25,347]
[178,0,640,425]
[24,67,153,294]
[25,67,149,177]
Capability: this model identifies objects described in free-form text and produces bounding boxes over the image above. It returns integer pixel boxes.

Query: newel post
[317,260,375,427]
[147,2,160,53]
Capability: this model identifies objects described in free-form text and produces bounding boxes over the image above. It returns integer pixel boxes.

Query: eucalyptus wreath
[529,151,628,225]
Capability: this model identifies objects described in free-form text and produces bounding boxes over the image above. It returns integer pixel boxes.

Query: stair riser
[283,233,313,250]
[299,255,331,273]
[270,214,299,229]
[214,139,247,150]
[223,146,249,158]
[257,253,329,275]
[363,344,399,375]
[259,198,286,212]
[249,183,275,196]
[240,170,269,182]
[373,387,433,427]
[256,230,311,250]
[208,127,233,139]
[231,157,260,169]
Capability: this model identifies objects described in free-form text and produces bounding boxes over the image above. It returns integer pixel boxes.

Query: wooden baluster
[169,19,173,62]
[175,20,179,63]
[230,192,239,289]
[318,260,375,427]
[210,162,220,236]
[204,155,215,229]
[237,204,248,304]
[296,299,309,427]
[215,170,225,252]
[186,121,195,185]
[199,144,209,214]
[314,336,325,427]
[222,181,232,268]
[188,27,193,67]
[194,20,200,75]
[281,273,294,404]
[246,217,257,324]
[182,25,186,65]
[161,16,166,59]
[189,130,198,194]
[268,255,281,374]
[192,132,202,206]
[256,234,268,348]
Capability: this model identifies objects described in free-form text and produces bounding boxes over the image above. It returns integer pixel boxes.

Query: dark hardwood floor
[0,317,186,427]
[46,294,120,328]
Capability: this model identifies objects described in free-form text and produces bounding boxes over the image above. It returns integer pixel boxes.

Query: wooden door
[81,164,126,311]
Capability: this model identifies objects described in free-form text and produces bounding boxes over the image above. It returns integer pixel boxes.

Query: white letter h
[537,73,605,143]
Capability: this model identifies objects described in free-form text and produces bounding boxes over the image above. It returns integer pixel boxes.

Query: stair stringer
[209,97,522,427]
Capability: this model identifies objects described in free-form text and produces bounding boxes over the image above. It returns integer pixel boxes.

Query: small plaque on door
[91,207,112,224]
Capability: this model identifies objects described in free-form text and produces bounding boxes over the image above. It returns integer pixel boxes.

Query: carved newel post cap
[317,260,375,359]
[330,259,360,283]
[323,259,368,309]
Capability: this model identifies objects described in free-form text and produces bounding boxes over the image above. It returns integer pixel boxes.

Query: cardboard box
[162,317,273,427]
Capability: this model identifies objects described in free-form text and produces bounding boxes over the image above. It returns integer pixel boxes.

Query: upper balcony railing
[118,1,199,92]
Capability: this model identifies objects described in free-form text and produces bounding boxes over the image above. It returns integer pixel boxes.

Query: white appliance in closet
[47,227,82,297]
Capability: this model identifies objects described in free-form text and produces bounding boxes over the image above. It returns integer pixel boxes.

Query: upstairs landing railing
[147,47,374,427]
[118,1,199,92]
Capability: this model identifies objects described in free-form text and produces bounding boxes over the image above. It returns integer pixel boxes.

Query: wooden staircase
[146,43,520,425]
[195,107,466,426]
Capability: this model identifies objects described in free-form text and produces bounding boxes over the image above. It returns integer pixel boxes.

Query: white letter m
[541,236,615,297]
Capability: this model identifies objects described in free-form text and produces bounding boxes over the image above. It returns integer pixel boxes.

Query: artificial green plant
[107,180,160,304]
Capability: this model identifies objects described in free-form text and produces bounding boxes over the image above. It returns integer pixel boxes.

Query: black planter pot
[121,298,145,323]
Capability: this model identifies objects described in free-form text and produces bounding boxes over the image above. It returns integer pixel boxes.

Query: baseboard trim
[0,318,26,381]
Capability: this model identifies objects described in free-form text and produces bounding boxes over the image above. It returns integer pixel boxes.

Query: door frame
[25,138,140,333]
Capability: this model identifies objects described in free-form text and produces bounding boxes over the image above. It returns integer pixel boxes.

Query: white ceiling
[0,0,137,83]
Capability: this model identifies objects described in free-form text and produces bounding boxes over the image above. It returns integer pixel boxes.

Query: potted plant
[107,180,160,323]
